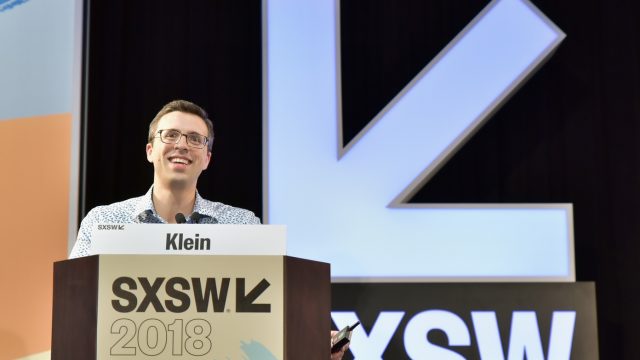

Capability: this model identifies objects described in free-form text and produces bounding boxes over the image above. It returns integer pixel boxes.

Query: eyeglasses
[156,129,209,149]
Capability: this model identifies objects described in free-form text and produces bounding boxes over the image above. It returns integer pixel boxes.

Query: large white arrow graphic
[264,0,572,281]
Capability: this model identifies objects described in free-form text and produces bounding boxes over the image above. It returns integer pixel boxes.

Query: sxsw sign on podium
[97,256,282,359]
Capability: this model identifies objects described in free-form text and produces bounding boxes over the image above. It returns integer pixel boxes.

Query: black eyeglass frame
[155,129,210,149]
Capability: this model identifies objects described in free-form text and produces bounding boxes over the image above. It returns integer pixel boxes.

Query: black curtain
[83,0,640,358]
[83,0,263,218]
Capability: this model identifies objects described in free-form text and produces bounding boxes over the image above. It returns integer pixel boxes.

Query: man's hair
[148,99,214,151]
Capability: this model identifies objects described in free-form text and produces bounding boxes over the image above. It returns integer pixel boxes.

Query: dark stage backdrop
[82,1,640,358]
[82,0,263,217]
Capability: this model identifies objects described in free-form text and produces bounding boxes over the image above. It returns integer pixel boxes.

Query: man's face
[146,111,211,188]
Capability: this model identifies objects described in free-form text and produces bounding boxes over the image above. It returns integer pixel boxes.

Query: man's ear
[146,143,154,163]
[202,151,212,170]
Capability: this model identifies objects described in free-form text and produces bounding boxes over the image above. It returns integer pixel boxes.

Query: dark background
[81,0,262,217]
[82,0,640,358]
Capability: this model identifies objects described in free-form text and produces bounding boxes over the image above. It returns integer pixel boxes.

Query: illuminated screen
[264,0,572,281]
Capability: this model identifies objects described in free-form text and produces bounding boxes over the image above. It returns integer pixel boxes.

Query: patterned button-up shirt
[70,186,261,258]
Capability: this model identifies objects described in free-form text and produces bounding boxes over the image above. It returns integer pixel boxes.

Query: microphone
[190,212,217,224]
[175,213,187,224]
[190,212,203,223]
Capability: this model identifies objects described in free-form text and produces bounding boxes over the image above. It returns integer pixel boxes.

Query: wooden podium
[51,255,330,360]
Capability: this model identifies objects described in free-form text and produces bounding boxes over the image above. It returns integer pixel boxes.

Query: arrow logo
[265,0,572,281]
[236,278,271,313]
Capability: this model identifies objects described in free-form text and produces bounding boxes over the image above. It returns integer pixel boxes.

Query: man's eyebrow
[166,129,203,135]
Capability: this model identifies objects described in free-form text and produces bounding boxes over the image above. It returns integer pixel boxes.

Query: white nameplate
[90,224,286,255]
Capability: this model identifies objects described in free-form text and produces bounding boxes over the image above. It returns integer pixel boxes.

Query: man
[70,100,349,359]
[70,99,259,258]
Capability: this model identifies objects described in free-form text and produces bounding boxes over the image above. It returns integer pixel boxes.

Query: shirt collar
[193,190,213,217]
[133,186,161,222]
[133,185,214,223]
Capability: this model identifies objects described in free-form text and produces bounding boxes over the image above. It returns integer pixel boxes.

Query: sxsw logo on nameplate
[97,224,125,230]
[97,256,282,359]
[265,0,572,281]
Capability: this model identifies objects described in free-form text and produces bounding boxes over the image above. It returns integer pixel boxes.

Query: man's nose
[174,134,189,148]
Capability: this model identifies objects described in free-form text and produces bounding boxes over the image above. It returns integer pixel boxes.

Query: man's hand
[331,330,349,360]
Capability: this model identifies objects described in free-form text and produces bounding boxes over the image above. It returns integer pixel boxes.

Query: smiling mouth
[168,157,192,165]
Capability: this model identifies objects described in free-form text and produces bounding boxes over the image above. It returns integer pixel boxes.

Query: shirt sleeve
[212,203,262,225]
[69,207,102,258]
[244,211,261,224]
[232,207,261,224]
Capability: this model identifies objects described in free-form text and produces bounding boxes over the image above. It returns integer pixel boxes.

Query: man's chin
[164,176,195,189]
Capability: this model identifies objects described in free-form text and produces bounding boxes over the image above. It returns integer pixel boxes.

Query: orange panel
[0,114,72,359]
